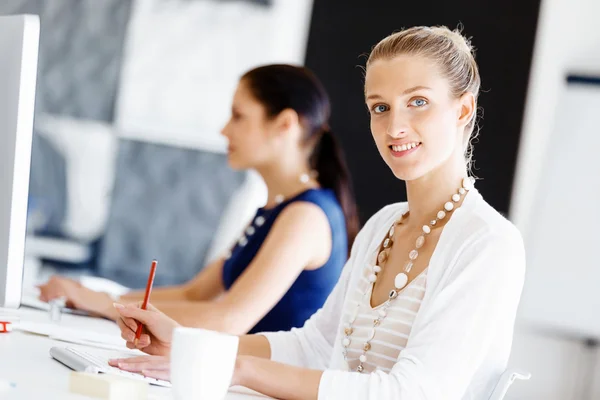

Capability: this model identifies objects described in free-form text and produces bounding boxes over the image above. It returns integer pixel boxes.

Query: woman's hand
[114,302,180,356]
[108,355,171,381]
[38,276,116,319]
[109,354,247,387]
[38,276,81,301]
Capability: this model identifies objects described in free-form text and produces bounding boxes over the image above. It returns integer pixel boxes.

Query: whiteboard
[517,76,600,340]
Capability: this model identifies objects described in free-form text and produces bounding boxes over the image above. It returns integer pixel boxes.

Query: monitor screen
[0,15,39,308]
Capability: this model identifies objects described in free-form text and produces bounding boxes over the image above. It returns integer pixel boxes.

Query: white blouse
[260,189,526,400]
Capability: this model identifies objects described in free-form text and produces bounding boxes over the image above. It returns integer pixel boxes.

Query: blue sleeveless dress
[221,188,348,333]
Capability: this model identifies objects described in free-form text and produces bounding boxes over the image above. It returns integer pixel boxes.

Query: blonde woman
[110,26,525,400]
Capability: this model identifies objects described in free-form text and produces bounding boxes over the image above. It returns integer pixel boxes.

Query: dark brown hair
[243,64,360,250]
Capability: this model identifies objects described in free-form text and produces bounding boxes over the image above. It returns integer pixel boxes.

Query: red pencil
[134,259,158,346]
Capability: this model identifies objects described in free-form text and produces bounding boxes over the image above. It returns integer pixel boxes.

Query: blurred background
[2,0,599,398]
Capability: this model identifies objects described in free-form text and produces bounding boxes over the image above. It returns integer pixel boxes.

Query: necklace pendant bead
[373,318,381,326]
[344,327,353,336]
[394,272,409,289]
[363,342,371,351]
[389,224,395,237]
[437,210,446,220]
[255,216,265,226]
[462,176,474,190]
[373,265,382,273]
[359,355,367,363]
[416,235,425,249]
[404,261,414,273]
[409,249,418,260]
[342,338,351,347]
[452,193,461,202]
[368,328,376,340]
[377,250,388,264]
[422,225,431,234]
[444,201,454,211]
[383,238,391,248]
[389,290,398,299]
[430,219,437,226]
[357,365,364,373]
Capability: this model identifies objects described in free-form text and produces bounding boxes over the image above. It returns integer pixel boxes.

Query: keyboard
[50,346,171,387]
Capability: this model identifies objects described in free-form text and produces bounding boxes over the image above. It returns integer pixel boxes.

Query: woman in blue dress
[39,64,359,335]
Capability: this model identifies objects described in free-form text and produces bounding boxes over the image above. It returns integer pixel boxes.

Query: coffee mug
[171,327,239,400]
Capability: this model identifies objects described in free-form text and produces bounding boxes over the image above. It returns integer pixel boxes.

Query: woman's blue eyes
[410,98,428,107]
[373,105,388,113]
[371,98,428,113]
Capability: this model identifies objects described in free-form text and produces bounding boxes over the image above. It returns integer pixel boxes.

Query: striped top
[345,268,428,373]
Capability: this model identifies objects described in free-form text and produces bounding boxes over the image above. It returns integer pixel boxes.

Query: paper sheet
[14,320,126,348]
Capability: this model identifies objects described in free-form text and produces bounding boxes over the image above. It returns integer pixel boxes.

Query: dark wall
[305,1,541,222]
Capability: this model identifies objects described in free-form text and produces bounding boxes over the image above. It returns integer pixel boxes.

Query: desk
[0,307,268,399]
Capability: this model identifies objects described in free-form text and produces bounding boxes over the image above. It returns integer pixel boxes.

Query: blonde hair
[367,25,481,172]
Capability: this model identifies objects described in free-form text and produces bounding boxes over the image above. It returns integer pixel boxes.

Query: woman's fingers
[120,327,151,347]
[142,369,170,381]
[38,284,65,302]
[118,319,135,342]
[146,302,160,312]
[123,316,138,332]
[120,360,170,372]
[38,276,80,302]
[114,303,158,327]
[116,314,140,336]
[135,334,151,348]
[108,356,170,373]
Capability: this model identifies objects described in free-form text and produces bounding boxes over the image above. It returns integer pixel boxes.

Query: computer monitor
[0,15,40,308]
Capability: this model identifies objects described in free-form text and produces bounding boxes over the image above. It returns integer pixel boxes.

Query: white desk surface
[0,307,269,399]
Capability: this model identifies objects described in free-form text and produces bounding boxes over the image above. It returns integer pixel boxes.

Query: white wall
[511,0,600,235]
[508,0,600,398]
[115,0,314,153]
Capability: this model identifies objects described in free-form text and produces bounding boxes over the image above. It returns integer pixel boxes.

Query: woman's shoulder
[443,190,525,276]
[287,188,346,224]
[458,190,523,248]
[276,189,343,231]
[291,188,338,206]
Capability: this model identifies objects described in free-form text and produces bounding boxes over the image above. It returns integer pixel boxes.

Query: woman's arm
[237,334,271,359]
[235,356,323,400]
[119,258,226,303]
[148,202,333,334]
[38,258,226,320]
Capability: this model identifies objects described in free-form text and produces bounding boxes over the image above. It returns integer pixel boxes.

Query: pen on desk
[134,259,158,346]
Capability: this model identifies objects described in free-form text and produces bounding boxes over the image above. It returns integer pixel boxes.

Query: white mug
[171,327,239,400]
